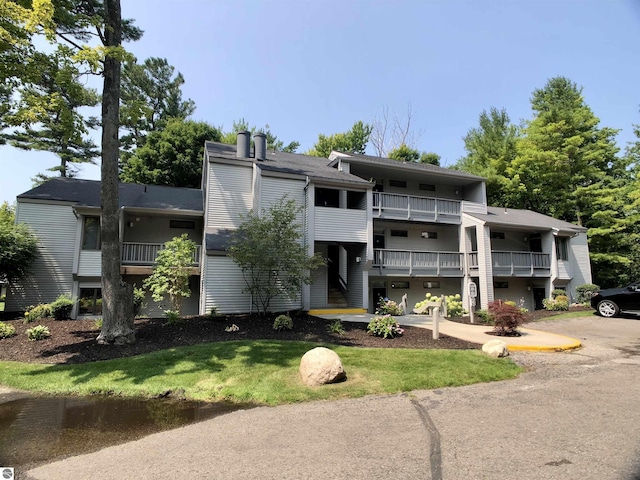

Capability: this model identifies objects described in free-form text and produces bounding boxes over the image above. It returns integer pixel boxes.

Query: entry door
[529,234,542,253]
[533,288,546,310]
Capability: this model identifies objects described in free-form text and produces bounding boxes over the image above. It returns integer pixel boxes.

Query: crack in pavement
[410,397,442,480]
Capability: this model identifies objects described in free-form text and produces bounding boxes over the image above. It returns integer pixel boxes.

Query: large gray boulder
[482,339,509,358]
[299,347,346,386]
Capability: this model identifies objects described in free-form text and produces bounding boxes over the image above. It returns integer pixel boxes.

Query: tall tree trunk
[97,0,134,345]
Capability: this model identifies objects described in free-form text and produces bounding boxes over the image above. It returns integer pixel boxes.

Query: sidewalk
[315,313,582,352]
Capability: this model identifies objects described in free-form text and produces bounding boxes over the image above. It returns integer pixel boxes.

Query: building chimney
[254,132,267,161]
[237,130,250,158]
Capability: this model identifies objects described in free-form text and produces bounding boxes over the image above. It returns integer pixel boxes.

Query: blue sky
[1,0,639,205]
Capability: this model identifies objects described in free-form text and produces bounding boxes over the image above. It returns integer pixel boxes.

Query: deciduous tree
[228,197,325,316]
[307,121,372,158]
[0,202,38,284]
[120,119,221,188]
[143,234,196,314]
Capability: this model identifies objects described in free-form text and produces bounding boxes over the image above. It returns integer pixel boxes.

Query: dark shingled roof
[329,151,485,181]
[205,228,235,252]
[204,141,372,187]
[18,177,203,212]
[468,206,587,234]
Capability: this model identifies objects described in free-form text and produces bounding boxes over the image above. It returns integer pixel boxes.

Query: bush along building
[7,131,592,318]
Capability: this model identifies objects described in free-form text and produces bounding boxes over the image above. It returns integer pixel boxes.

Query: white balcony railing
[468,251,550,276]
[373,192,461,223]
[373,249,464,276]
[121,242,201,266]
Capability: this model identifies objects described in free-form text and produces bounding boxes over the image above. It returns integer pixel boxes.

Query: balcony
[373,249,464,276]
[373,192,461,224]
[468,251,550,277]
[121,243,201,274]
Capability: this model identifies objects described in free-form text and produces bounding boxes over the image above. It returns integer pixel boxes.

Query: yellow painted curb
[506,328,582,352]
[308,308,367,315]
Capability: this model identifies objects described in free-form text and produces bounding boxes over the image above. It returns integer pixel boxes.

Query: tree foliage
[143,234,196,313]
[307,121,372,158]
[119,56,196,159]
[0,202,38,283]
[228,197,325,316]
[220,118,299,153]
[454,107,518,205]
[120,119,221,188]
[388,144,441,166]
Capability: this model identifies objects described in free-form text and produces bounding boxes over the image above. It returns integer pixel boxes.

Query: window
[79,288,102,315]
[390,230,408,237]
[490,231,505,240]
[421,231,438,239]
[391,281,410,289]
[423,281,440,289]
[419,183,436,192]
[82,216,101,250]
[389,179,406,188]
[170,220,195,229]
[556,237,569,260]
[494,281,509,289]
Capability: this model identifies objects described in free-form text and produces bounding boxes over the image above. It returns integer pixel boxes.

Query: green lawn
[0,340,522,405]
[535,309,597,321]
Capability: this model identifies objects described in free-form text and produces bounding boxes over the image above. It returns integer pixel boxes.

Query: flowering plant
[367,315,404,339]
[224,324,240,332]
[375,297,403,316]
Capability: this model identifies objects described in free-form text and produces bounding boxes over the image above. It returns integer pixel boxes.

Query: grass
[535,309,597,321]
[0,340,522,406]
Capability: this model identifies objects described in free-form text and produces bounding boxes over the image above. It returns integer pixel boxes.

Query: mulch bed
[0,313,478,365]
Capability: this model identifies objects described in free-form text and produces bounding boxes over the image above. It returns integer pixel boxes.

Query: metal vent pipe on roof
[254,132,267,161]
[237,130,251,158]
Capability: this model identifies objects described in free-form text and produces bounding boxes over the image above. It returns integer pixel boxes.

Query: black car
[591,281,640,317]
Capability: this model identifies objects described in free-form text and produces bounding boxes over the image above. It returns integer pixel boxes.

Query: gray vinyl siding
[370,277,463,315]
[346,244,366,308]
[315,207,367,242]
[203,256,250,314]
[379,223,460,251]
[77,251,102,277]
[310,244,328,309]
[123,216,202,244]
[491,277,535,312]
[260,176,305,211]
[206,163,253,228]
[7,202,77,311]
[569,232,592,295]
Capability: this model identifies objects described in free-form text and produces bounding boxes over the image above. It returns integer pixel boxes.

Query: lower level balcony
[468,251,551,277]
[373,249,464,276]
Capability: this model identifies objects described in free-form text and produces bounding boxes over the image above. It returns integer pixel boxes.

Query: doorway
[533,287,546,310]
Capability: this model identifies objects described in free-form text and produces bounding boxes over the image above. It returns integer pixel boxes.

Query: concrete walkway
[315,312,582,352]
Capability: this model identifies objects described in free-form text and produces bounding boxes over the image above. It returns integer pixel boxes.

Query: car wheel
[597,300,619,318]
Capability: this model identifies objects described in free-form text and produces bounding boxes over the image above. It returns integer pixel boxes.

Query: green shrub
[24,303,51,323]
[475,310,494,325]
[415,292,465,318]
[94,318,103,330]
[0,295,6,303]
[26,325,50,341]
[273,314,293,331]
[0,322,17,339]
[576,284,600,304]
[133,286,146,317]
[164,309,181,325]
[367,315,404,339]
[375,297,403,316]
[488,300,528,336]
[543,296,569,311]
[551,289,566,298]
[208,306,222,320]
[327,319,345,335]
[50,294,74,320]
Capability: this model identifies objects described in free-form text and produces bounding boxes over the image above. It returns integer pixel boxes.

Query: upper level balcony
[468,251,551,277]
[373,192,461,224]
[372,248,464,277]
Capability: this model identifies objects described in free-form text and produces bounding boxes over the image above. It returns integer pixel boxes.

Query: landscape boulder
[299,347,346,386]
[482,339,509,358]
